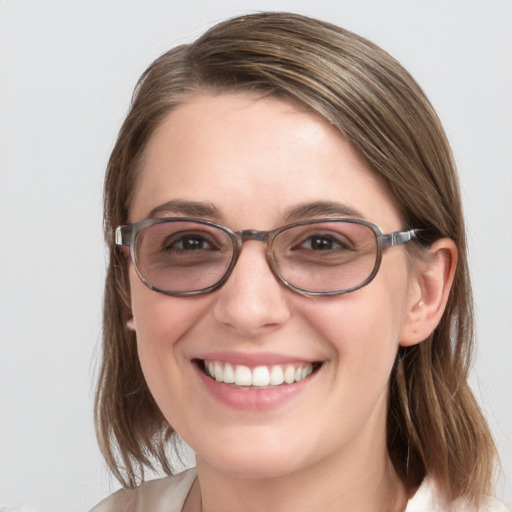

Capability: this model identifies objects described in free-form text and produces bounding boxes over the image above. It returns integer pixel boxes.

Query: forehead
[130,93,402,230]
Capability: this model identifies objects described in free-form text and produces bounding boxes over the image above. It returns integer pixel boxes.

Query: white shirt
[90,468,510,512]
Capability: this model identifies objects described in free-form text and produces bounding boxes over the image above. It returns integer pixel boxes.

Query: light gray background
[0,1,510,510]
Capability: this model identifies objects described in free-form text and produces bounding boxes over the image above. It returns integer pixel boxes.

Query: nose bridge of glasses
[238,229,271,243]
[232,229,276,272]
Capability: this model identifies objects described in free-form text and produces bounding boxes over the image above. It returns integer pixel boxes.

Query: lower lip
[194,363,316,411]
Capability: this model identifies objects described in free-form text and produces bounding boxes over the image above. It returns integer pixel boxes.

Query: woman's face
[128,94,419,478]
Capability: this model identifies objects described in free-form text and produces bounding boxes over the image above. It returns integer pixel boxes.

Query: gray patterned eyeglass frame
[115,217,419,297]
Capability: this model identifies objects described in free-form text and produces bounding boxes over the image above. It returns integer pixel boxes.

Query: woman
[92,12,507,512]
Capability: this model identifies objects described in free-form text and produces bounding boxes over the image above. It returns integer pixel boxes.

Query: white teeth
[214,361,223,382]
[234,365,252,386]
[284,365,296,384]
[252,366,270,386]
[223,363,235,384]
[301,365,312,379]
[204,360,315,387]
[270,365,284,385]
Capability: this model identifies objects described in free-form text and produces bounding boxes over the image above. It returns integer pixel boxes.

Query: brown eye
[300,235,344,251]
[165,233,216,252]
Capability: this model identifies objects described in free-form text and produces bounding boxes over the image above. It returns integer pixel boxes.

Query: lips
[193,353,322,410]
[203,360,315,387]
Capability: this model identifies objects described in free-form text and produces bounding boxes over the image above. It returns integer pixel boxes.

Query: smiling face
[127,93,419,480]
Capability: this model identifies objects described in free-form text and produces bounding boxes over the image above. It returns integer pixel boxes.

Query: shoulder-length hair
[95,11,497,505]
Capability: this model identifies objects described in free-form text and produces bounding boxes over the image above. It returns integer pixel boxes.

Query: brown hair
[95,11,497,504]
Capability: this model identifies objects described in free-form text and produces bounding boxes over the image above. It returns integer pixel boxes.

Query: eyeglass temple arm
[379,229,418,249]
[115,226,132,246]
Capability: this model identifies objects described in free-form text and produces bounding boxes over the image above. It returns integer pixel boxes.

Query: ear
[126,317,136,331]
[400,238,457,347]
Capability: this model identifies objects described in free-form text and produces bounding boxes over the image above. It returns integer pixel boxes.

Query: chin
[202,453,302,480]
[192,429,319,480]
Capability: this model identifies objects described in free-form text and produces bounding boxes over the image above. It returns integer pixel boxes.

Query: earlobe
[126,317,136,331]
[400,238,457,347]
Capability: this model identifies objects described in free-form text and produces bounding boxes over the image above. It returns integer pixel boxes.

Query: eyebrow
[283,201,365,222]
[147,199,220,219]
[146,199,365,224]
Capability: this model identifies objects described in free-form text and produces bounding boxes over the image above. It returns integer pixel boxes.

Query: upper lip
[193,351,319,367]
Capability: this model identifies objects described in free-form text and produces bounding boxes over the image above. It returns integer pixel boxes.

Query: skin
[127,93,456,512]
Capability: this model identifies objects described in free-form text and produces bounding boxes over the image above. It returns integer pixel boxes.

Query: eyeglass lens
[133,220,379,294]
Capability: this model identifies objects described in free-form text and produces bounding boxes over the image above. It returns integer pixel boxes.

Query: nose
[212,241,292,337]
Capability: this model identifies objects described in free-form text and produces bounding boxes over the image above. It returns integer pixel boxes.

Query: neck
[184,429,409,512]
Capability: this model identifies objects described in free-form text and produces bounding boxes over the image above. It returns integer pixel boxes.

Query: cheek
[309,298,399,368]
[129,267,211,345]
[301,270,410,377]
[128,269,212,410]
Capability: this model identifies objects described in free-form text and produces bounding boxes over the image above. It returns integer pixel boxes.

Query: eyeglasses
[115,217,419,296]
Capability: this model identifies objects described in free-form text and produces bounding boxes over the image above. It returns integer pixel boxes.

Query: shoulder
[406,477,510,512]
[89,468,197,512]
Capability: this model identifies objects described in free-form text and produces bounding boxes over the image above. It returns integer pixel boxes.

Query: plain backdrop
[0,1,510,510]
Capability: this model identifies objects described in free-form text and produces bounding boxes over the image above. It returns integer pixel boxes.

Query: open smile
[197,359,322,389]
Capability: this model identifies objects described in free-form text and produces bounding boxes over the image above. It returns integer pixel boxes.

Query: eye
[169,234,213,251]
[300,235,345,251]
[297,232,353,252]
[163,231,220,253]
